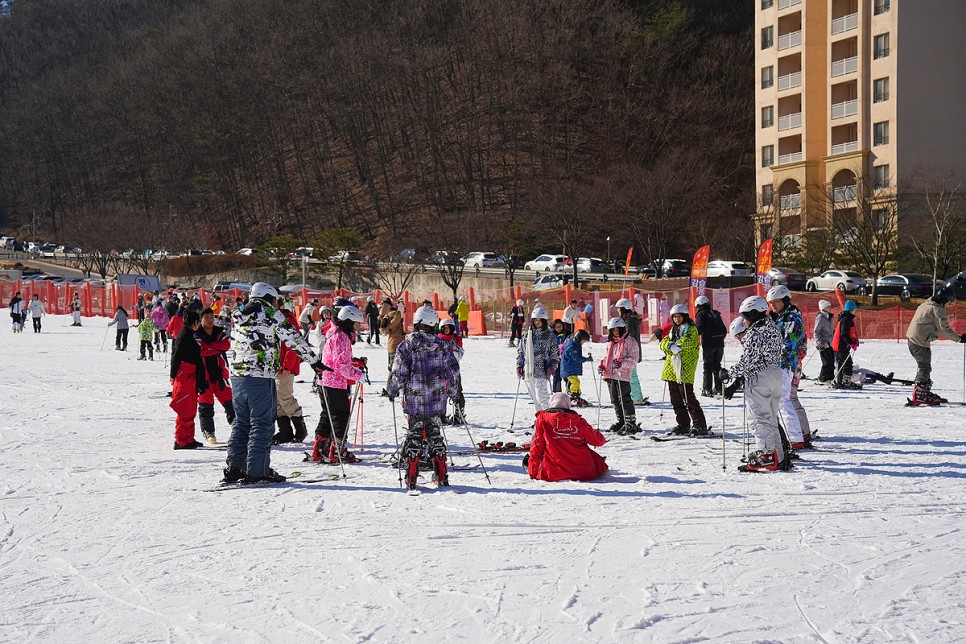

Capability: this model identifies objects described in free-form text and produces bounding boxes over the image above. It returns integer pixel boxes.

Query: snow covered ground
[2,314,966,643]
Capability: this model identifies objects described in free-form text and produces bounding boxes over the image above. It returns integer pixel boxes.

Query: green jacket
[137,317,158,341]
[660,322,700,384]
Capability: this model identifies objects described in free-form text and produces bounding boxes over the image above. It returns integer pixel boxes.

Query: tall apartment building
[754,0,966,245]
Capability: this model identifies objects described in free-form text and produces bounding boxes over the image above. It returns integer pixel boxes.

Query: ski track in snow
[2,317,966,642]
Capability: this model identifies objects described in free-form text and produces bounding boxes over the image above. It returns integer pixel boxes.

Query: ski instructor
[222,282,323,485]
[906,286,966,406]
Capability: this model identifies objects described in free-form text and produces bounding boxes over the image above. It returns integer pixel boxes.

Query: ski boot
[910,382,945,406]
[700,388,712,398]
[618,420,641,436]
[406,453,421,491]
[738,450,781,472]
[272,416,295,444]
[242,468,286,485]
[310,435,331,462]
[292,416,308,443]
[432,454,449,487]
[669,425,690,435]
[330,440,360,464]
[173,440,203,450]
[607,422,623,433]
[222,465,247,484]
[688,426,711,437]
[202,430,217,445]
[569,393,590,408]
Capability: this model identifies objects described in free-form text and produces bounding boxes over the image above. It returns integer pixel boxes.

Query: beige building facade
[754,0,966,245]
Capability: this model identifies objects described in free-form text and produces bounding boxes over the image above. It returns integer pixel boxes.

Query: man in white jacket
[27,294,46,333]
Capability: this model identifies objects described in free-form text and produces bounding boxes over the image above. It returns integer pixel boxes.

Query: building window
[762,145,775,167]
[874,208,888,229]
[874,33,890,59]
[873,164,890,188]
[762,184,774,204]
[874,0,890,15]
[761,66,774,89]
[762,0,773,8]
[873,121,890,145]
[762,27,774,49]
[761,106,774,128]
[873,78,890,102]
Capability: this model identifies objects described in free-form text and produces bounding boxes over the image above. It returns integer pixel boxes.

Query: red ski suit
[528,408,607,482]
[197,327,233,406]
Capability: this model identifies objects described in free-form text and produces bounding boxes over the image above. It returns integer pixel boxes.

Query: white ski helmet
[413,305,440,328]
[250,282,279,302]
[615,298,633,310]
[367,296,374,302]
[670,303,689,317]
[440,318,456,331]
[766,284,791,302]
[337,305,365,323]
[729,316,748,337]
[739,295,768,314]
[531,307,549,320]
[516,299,524,306]
[459,295,467,302]
[694,295,710,307]
[607,316,626,330]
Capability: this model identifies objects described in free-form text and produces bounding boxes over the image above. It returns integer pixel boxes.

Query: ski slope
[2,316,965,643]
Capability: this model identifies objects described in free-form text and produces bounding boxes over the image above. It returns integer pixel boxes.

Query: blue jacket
[560,337,591,378]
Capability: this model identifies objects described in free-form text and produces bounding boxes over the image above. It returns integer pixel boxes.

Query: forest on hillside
[0,0,756,264]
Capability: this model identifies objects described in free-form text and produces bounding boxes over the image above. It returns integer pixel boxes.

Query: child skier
[598,317,640,435]
[527,392,607,482]
[272,306,309,444]
[832,300,860,390]
[107,306,130,351]
[508,299,525,347]
[170,310,207,449]
[813,300,835,383]
[722,296,790,472]
[313,306,366,464]
[27,294,46,333]
[560,329,593,407]
[195,308,235,445]
[659,304,708,435]
[551,318,567,393]
[616,298,646,405]
[137,309,157,360]
[386,306,462,491]
[516,307,559,413]
[150,301,169,353]
[694,295,727,396]
[438,318,467,424]
[766,285,811,449]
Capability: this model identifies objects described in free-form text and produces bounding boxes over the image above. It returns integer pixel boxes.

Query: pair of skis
[202,471,340,492]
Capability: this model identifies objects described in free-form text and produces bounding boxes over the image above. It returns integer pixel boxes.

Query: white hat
[670,304,689,316]
[607,317,626,330]
[413,306,440,327]
[549,392,571,410]
[516,299,524,306]
[694,295,710,306]
[766,285,791,302]
[818,299,832,311]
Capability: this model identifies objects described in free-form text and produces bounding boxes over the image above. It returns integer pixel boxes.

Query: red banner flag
[624,247,634,279]
[689,245,711,318]
[755,239,774,297]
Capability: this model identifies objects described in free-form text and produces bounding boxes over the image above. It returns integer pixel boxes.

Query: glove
[597,363,605,375]
[723,378,743,400]
[668,343,682,355]
[612,360,622,369]
[516,367,524,379]
[311,359,331,374]
[719,368,731,384]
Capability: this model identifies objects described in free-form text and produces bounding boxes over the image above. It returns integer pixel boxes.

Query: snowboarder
[386,306,461,491]
[599,316,640,434]
[526,392,607,482]
[517,306,559,413]
[721,296,789,472]
[312,305,366,464]
[195,308,235,444]
[560,329,593,407]
[906,287,966,406]
[694,295,726,396]
[170,310,207,449]
[27,294,45,333]
[766,285,810,449]
[813,300,835,383]
[660,304,708,435]
[832,300,860,390]
[107,306,130,351]
[508,299,525,347]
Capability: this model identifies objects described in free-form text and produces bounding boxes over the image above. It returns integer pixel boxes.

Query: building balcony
[831,140,859,155]
[778,151,804,165]
[831,99,858,120]
[831,13,858,35]
[778,71,802,91]
[780,193,802,210]
[833,185,857,204]
[778,30,803,50]
[778,112,803,131]
[778,0,802,9]
[831,56,858,77]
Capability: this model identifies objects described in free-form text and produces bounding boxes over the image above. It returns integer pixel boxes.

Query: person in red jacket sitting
[526,392,607,482]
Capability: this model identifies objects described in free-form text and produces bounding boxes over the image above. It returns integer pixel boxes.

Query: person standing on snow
[298,299,318,341]
[455,295,470,338]
[195,308,235,444]
[508,299,525,347]
[526,392,607,482]
[70,292,83,326]
[169,310,207,449]
[387,306,461,491]
[312,306,366,464]
[223,283,321,484]
[517,306,559,413]
[616,298,647,405]
[722,296,789,472]
[27,294,46,333]
[9,291,24,333]
[560,329,593,407]
[660,304,708,435]
[551,319,568,393]
[137,306,157,360]
[906,287,966,406]
[832,300,861,390]
[694,295,726,397]
[380,300,405,373]
[107,306,130,351]
[272,305,309,445]
[561,298,581,335]
[813,300,835,384]
[363,296,380,345]
[150,302,170,354]
[598,317,640,435]
[766,285,811,449]
[438,318,467,424]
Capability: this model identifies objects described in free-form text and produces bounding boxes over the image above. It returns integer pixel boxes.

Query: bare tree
[369,255,421,298]
[907,171,965,288]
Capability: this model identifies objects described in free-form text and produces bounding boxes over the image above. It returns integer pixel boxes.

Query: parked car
[524,254,567,272]
[237,247,256,256]
[576,257,613,274]
[396,248,417,263]
[766,267,807,290]
[427,250,460,266]
[533,273,566,291]
[39,244,57,258]
[463,252,505,269]
[875,274,943,300]
[805,270,867,293]
[706,260,753,278]
[945,271,966,299]
[656,259,692,278]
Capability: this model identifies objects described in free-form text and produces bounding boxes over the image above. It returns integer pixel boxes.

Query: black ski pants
[403,414,446,460]
[667,381,707,430]
[834,349,853,385]
[607,379,635,425]
[510,323,523,342]
[367,318,380,344]
[701,346,724,394]
[316,385,351,443]
[115,329,129,350]
[32,317,41,332]
[139,339,154,359]
[818,347,835,382]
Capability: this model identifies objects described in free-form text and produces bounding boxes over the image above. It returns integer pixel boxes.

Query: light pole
[607,236,611,262]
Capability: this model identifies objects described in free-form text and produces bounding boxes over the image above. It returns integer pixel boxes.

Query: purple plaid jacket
[386,331,461,416]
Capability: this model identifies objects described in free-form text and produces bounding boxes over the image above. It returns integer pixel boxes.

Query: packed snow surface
[2,317,966,643]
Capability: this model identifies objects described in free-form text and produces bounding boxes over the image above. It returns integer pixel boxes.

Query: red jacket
[279,309,302,375]
[167,314,183,338]
[528,409,607,482]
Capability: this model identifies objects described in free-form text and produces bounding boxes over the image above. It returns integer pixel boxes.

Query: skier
[616,298,647,405]
[561,298,581,335]
[660,304,709,435]
[455,295,470,338]
[169,310,207,449]
[150,301,169,353]
[107,306,130,351]
[813,300,835,383]
[560,329,593,407]
[298,299,318,341]
[272,305,309,444]
[167,304,184,342]
[766,285,810,449]
[70,292,82,326]
[516,307,559,414]
[526,392,607,482]
[832,300,860,390]
[223,282,321,484]
[135,294,146,323]
[730,315,748,341]
[137,308,157,360]
[195,308,235,445]
[364,296,380,345]
[721,296,790,472]
[9,291,24,333]
[386,306,461,491]
[508,299,525,347]
[598,317,640,434]
[438,318,466,424]
[906,287,966,406]
[694,295,727,396]
[27,294,45,333]
[314,305,334,350]
[551,318,568,393]
[312,306,366,464]
[380,300,405,372]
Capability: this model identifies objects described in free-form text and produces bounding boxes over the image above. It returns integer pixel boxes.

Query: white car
[237,248,256,256]
[806,270,867,293]
[707,260,753,278]
[532,273,566,291]
[525,254,567,272]
[463,252,505,269]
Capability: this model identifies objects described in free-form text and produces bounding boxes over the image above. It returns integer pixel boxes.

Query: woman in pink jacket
[312,306,365,463]
[598,317,640,435]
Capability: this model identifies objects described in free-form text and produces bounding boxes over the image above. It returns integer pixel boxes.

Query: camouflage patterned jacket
[771,304,806,371]
[229,299,317,379]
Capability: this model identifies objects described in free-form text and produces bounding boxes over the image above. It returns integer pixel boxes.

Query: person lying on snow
[525,392,607,482]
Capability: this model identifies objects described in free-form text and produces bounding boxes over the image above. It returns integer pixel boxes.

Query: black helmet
[574,329,590,343]
[933,287,956,305]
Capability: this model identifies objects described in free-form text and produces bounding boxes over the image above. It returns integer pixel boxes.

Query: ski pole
[99,326,110,351]
[460,418,491,484]
[743,395,749,459]
[832,347,856,385]
[658,380,668,425]
[509,377,522,430]
[721,384,726,472]
[391,399,403,488]
[319,383,347,479]
[438,417,457,469]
